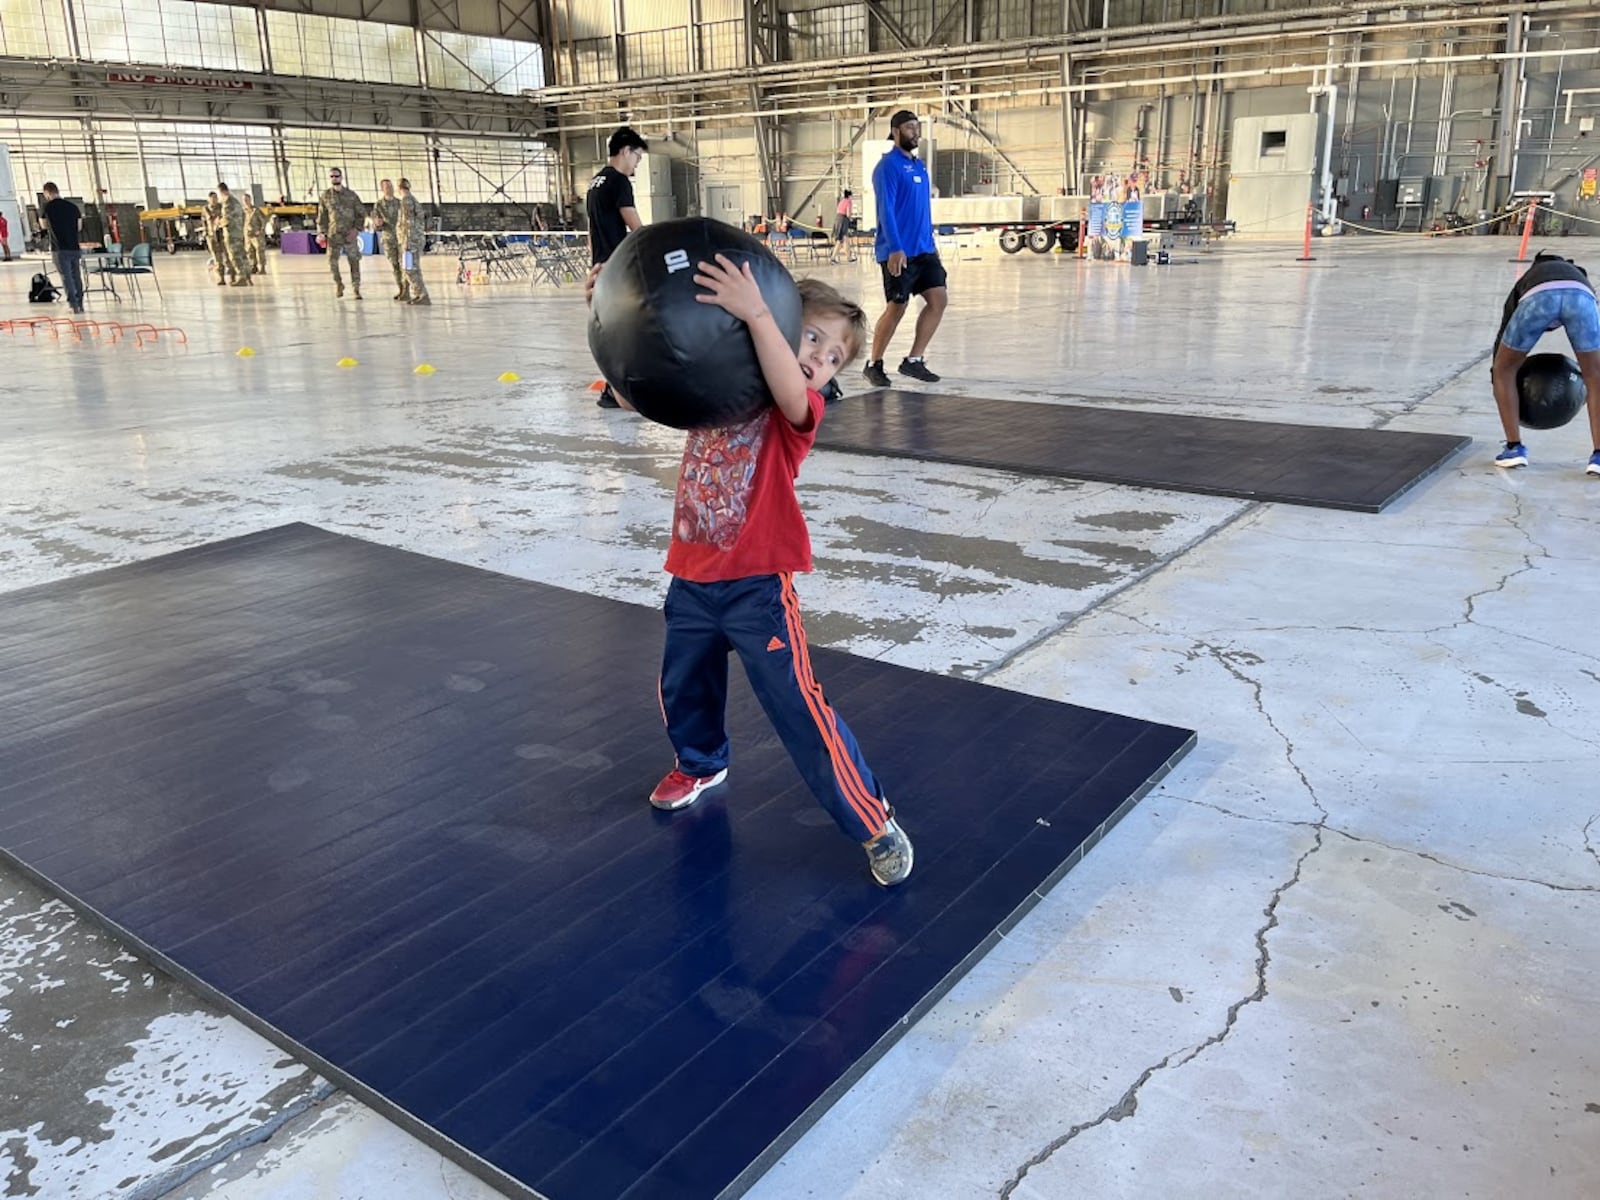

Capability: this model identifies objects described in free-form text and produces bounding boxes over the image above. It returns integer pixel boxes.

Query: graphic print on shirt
[674,414,768,550]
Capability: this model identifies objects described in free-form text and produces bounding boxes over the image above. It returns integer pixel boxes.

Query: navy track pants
[659,573,891,843]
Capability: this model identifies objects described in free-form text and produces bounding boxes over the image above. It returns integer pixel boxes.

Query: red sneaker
[648,767,728,811]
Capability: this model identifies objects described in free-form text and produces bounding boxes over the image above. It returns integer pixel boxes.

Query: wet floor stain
[967,626,1017,640]
[266,463,389,487]
[1047,538,1160,570]
[1076,510,1179,533]
[805,610,927,649]
[830,516,1121,591]
[16,537,119,567]
[816,555,1006,596]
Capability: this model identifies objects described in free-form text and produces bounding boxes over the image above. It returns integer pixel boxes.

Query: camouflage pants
[402,243,428,299]
[247,235,267,274]
[327,235,361,287]
[384,235,404,289]
[209,234,234,280]
[224,232,252,282]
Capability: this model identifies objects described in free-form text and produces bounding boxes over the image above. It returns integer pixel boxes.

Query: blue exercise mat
[0,525,1194,1198]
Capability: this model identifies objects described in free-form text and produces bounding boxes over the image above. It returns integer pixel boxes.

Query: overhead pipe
[532,0,1598,103]
[1307,72,1338,230]
[1493,10,1526,204]
[1565,87,1600,123]
[536,43,1600,135]
[1543,34,1567,186]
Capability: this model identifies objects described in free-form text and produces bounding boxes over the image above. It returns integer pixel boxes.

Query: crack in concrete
[975,505,1259,682]
[1377,350,1491,423]
[126,1081,340,1200]
[1179,799,1600,895]
[997,643,1325,1198]
[997,826,1323,1199]
[1428,492,1548,635]
[1195,641,1326,823]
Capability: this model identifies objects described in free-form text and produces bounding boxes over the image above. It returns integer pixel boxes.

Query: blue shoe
[1494,442,1528,469]
[1588,451,1600,477]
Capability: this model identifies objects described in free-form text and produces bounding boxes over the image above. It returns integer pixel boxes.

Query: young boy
[1489,249,1600,474]
[649,257,914,887]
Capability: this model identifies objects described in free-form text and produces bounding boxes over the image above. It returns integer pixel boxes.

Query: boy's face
[797,311,854,391]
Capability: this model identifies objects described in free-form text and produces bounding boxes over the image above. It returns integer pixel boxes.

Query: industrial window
[0,0,75,57]
[423,30,546,94]
[263,11,421,87]
[76,0,262,72]
[1260,130,1288,156]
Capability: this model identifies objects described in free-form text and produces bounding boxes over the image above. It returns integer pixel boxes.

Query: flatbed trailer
[928,194,1233,254]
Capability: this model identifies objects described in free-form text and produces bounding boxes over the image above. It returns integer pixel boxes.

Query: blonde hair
[796,278,868,365]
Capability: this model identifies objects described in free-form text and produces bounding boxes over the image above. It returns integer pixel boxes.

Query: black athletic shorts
[880,251,947,305]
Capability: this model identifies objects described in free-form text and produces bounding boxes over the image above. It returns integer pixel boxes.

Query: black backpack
[28,273,59,303]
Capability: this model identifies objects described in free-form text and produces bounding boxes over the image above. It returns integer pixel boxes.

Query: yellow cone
[414,363,436,376]
[498,371,521,383]
[337,357,359,368]
[236,347,256,357]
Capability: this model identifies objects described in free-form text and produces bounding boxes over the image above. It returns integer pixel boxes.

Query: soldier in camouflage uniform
[217,183,252,287]
[396,178,429,306]
[371,179,408,301]
[203,191,233,286]
[316,167,365,299]
[243,195,268,275]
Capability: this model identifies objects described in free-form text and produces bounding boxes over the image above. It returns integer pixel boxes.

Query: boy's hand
[585,262,602,307]
[693,254,771,325]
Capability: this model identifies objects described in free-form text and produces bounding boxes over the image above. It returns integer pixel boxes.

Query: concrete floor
[1,235,1596,1198]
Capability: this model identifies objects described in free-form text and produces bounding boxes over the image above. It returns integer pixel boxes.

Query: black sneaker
[821,379,844,406]
[862,360,891,389]
[898,357,941,383]
[596,386,621,409]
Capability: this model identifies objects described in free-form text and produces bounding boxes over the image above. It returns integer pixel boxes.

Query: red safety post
[1296,202,1316,262]
[1510,202,1536,263]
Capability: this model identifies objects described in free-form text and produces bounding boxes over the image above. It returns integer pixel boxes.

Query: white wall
[0,144,26,253]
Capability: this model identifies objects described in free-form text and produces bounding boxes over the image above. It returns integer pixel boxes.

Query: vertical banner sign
[1123,199,1143,241]
[1087,172,1150,259]
[1582,168,1598,201]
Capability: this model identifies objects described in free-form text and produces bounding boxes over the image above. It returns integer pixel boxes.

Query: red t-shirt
[664,389,825,582]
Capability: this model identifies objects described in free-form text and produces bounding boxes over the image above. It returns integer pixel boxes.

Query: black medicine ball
[1516,353,1587,431]
[588,217,803,430]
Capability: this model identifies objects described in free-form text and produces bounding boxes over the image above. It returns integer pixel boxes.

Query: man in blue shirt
[862,111,948,387]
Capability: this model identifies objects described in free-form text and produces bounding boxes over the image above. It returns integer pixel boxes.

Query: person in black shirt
[588,126,647,409]
[1489,249,1600,474]
[40,183,85,313]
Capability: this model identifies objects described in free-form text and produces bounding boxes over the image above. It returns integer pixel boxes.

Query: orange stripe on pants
[778,574,888,836]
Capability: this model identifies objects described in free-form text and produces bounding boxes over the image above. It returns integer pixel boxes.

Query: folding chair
[107,242,163,300]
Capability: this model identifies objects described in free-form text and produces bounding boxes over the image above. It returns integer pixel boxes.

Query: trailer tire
[999,229,1025,254]
[1027,228,1056,253]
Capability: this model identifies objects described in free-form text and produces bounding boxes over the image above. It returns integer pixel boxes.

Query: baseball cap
[888,110,919,138]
